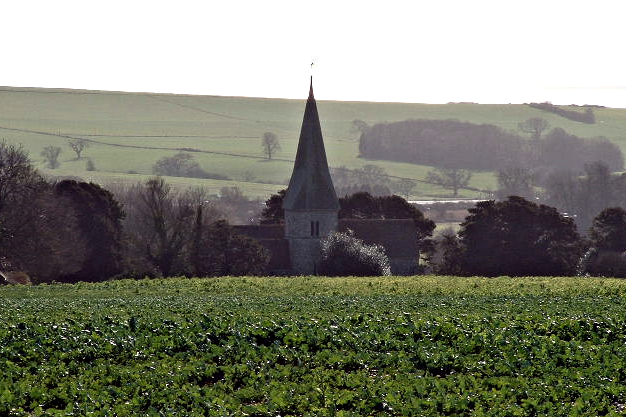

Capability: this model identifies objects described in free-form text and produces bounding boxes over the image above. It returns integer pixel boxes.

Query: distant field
[2,86,626,201]
[2,276,626,415]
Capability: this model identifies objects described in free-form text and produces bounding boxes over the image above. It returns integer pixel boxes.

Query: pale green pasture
[2,87,626,201]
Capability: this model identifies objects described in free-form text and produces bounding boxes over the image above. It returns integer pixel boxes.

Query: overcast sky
[3,0,625,107]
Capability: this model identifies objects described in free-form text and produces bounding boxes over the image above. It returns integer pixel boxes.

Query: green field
[2,86,626,200]
[2,276,626,416]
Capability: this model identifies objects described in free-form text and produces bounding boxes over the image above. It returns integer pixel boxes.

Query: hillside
[2,86,626,200]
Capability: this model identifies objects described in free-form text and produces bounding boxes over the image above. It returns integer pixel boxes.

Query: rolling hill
[2,86,625,200]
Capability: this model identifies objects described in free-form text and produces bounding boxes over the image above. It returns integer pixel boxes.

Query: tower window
[311,220,320,236]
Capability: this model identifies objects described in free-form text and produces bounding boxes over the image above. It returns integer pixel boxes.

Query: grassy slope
[2,86,626,200]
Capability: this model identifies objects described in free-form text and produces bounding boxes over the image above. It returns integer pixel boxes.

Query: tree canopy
[458,196,582,276]
[54,180,125,282]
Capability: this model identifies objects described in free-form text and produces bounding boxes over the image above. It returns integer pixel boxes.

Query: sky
[2,0,625,107]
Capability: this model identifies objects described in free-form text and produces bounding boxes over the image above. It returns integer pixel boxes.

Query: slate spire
[282,77,339,211]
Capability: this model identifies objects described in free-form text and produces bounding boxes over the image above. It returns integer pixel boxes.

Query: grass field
[2,86,626,201]
[2,276,626,415]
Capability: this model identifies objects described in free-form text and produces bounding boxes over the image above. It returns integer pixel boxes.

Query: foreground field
[2,276,626,416]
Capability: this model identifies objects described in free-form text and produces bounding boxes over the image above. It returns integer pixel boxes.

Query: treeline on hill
[358,119,623,173]
[527,102,596,124]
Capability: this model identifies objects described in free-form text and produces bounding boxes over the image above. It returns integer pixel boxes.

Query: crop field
[2,276,626,416]
[2,86,626,201]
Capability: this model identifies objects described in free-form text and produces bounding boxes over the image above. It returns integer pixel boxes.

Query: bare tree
[518,117,550,140]
[261,132,281,160]
[0,141,41,210]
[142,178,196,276]
[354,165,387,185]
[393,178,417,200]
[242,170,255,182]
[40,145,62,169]
[426,168,472,197]
[68,139,90,159]
[496,166,534,200]
[119,178,196,276]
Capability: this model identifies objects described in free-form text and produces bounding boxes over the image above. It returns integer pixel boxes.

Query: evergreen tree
[55,180,125,282]
[458,196,582,276]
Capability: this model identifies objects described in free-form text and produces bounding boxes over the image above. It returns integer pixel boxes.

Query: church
[234,79,419,275]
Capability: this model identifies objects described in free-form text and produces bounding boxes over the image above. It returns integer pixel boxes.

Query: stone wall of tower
[285,210,338,275]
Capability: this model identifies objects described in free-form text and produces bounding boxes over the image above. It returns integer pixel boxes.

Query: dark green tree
[54,180,125,282]
[589,207,626,252]
[0,142,84,282]
[578,207,626,278]
[458,196,582,276]
[260,189,286,224]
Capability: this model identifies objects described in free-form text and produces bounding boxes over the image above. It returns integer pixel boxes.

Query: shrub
[319,230,391,276]
[86,159,96,171]
[152,153,229,180]
[578,248,626,278]
[0,270,31,285]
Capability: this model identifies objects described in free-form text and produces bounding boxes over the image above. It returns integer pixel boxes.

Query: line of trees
[527,102,595,124]
[429,196,626,278]
[6,141,626,282]
[358,119,623,173]
[495,161,626,233]
[0,142,269,284]
[331,165,418,199]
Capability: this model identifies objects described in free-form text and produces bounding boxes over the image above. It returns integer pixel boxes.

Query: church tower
[282,77,340,274]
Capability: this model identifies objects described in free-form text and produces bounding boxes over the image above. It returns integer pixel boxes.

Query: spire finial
[309,61,315,98]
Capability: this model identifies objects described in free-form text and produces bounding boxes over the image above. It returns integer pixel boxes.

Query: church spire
[309,76,314,99]
[282,78,339,211]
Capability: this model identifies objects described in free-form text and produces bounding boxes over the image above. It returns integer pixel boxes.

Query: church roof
[282,78,339,211]
[338,219,418,258]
